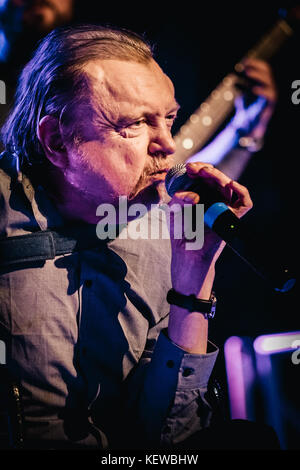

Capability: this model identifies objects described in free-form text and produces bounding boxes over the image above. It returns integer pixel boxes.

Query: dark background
[73,2,299,342]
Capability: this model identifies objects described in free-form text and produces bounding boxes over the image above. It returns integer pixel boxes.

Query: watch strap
[167,288,216,319]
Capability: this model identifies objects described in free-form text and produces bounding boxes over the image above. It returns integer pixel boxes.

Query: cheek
[76,139,147,195]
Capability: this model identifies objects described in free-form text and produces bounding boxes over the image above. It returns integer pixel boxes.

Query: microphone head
[165,163,190,197]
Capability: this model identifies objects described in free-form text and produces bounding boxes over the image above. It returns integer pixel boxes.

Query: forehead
[84,59,178,116]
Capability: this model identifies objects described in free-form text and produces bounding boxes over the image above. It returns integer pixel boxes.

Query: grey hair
[1,23,154,169]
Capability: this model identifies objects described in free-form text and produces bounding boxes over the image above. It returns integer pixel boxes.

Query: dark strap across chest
[0,226,107,268]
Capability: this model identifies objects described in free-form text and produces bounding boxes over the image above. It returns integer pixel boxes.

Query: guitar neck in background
[172,14,295,164]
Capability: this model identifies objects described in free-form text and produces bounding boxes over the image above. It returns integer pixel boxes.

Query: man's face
[62,58,179,208]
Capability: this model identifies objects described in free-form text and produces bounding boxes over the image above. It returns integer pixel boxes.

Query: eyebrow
[169,102,181,114]
[114,101,181,128]
[129,103,180,119]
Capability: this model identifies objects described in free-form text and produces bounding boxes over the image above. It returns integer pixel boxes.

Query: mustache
[145,154,171,175]
[127,155,171,201]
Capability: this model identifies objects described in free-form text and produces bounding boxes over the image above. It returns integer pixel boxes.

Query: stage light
[254,332,300,355]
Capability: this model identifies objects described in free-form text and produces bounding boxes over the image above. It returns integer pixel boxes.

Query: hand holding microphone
[165,162,295,293]
[170,162,253,217]
[165,162,255,353]
[165,162,252,300]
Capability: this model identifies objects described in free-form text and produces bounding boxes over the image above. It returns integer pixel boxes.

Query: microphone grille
[165,163,187,197]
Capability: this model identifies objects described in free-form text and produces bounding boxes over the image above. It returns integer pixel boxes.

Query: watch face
[208,293,217,319]
[210,304,216,319]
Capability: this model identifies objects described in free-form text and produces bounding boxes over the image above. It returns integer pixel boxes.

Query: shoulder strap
[0,153,112,268]
[0,226,107,268]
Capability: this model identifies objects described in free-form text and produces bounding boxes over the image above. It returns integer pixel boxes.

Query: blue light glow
[0,29,9,61]
[0,0,8,11]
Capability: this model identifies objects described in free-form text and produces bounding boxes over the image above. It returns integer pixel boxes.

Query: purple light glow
[224,336,247,420]
[187,124,238,165]
[253,331,300,449]
[253,332,300,356]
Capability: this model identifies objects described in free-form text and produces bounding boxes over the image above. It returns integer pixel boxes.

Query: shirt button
[166,360,174,368]
[182,367,194,377]
[84,279,93,288]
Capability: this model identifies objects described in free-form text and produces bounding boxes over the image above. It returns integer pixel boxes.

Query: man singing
[0,24,276,450]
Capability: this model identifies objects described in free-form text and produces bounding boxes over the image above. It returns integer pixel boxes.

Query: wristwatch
[167,288,217,319]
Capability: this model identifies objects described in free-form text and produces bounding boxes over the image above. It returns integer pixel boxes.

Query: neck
[34,164,100,224]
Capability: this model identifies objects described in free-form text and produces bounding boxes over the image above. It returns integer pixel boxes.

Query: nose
[148,123,176,157]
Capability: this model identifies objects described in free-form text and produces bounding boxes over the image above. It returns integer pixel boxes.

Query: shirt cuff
[152,329,219,390]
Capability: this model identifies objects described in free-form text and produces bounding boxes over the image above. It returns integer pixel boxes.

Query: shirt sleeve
[123,326,219,449]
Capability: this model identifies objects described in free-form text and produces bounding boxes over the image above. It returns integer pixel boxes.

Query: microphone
[165,163,296,293]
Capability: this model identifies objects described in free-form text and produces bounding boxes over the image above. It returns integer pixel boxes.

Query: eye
[118,119,147,138]
[166,114,177,127]
[128,119,147,129]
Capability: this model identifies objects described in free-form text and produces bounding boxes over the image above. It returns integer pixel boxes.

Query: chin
[129,181,170,208]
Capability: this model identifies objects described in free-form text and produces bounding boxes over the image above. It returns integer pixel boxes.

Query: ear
[37,115,68,169]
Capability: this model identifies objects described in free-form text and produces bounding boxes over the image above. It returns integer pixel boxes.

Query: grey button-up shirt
[0,161,218,449]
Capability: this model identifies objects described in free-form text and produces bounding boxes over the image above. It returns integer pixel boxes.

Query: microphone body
[165,164,295,293]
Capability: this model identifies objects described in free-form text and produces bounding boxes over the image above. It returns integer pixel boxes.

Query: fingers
[241,58,277,103]
[227,180,253,216]
[244,68,273,87]
[186,162,224,179]
[186,163,233,202]
[242,58,271,72]
[169,163,253,218]
[185,162,214,178]
[170,190,200,208]
[251,86,277,103]
[186,164,253,216]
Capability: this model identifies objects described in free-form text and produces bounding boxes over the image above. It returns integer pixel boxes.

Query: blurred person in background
[0,0,75,128]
